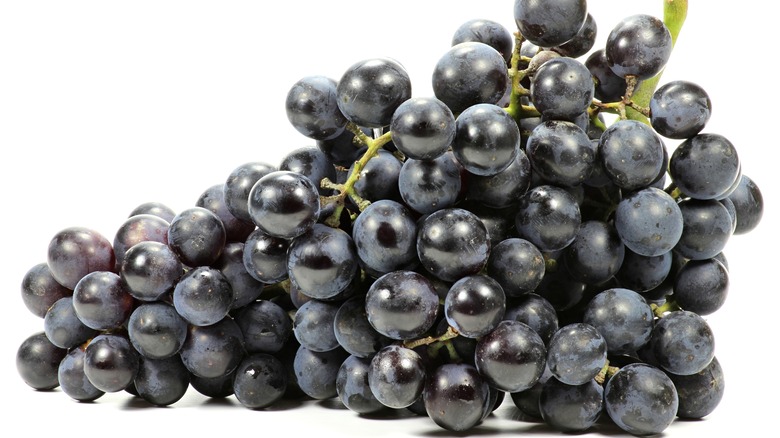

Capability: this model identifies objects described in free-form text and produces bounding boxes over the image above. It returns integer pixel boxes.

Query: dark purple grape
[72,271,134,330]
[459,202,517,247]
[546,323,607,385]
[670,133,740,200]
[475,320,546,392]
[234,300,291,354]
[614,187,683,257]
[190,370,236,399]
[213,242,263,309]
[673,258,728,315]
[247,170,320,239]
[452,18,513,64]
[539,378,603,432]
[233,353,288,409]
[336,355,384,414]
[510,365,552,418]
[120,241,183,302]
[280,146,338,196]
[553,13,597,58]
[453,103,520,176]
[504,293,559,346]
[650,80,712,139]
[515,185,581,252]
[675,199,732,261]
[417,208,490,282]
[293,346,349,400]
[20,263,72,318]
[336,57,412,128]
[615,248,672,292]
[583,288,653,354]
[585,49,634,103]
[606,14,673,80]
[531,57,594,121]
[526,120,595,187]
[129,202,176,223]
[173,266,234,327]
[652,311,715,376]
[128,302,188,359]
[599,119,665,191]
[196,184,254,243]
[334,296,391,358]
[287,224,358,300]
[514,0,587,47]
[352,200,417,276]
[487,238,545,297]
[668,356,725,419]
[242,229,289,284]
[57,343,104,401]
[368,345,425,409]
[398,152,462,215]
[432,42,508,114]
[47,226,115,290]
[316,128,363,167]
[365,270,439,341]
[286,75,347,140]
[224,162,277,223]
[293,299,340,352]
[564,221,625,285]
[44,296,98,349]
[604,363,678,435]
[424,363,490,431]
[16,332,66,390]
[466,149,532,209]
[179,317,245,379]
[167,207,226,267]
[113,214,170,269]
[84,333,140,393]
[135,355,190,406]
[349,149,402,203]
[390,97,455,160]
[728,175,763,234]
[445,274,506,339]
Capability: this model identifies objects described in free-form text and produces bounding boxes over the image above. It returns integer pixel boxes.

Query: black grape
[167,207,226,267]
[432,42,508,114]
[20,263,72,319]
[285,75,347,141]
[83,333,140,393]
[16,332,66,390]
[336,58,412,128]
[233,354,288,409]
[606,14,673,80]
[605,363,678,435]
[514,0,587,47]
[417,208,490,282]
[47,227,115,290]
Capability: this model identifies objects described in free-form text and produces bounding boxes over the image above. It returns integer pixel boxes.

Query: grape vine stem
[320,122,393,227]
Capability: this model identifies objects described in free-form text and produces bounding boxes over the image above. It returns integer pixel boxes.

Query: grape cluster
[16,0,764,436]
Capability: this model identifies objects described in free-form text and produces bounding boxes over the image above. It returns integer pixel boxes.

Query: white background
[1,1,776,436]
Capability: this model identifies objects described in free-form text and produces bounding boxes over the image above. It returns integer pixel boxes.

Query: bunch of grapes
[16,0,764,436]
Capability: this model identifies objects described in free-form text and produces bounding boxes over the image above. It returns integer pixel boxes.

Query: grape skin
[16,332,66,390]
[20,263,72,319]
[606,14,673,80]
[614,187,683,257]
[605,363,679,435]
[514,0,587,48]
[432,42,508,114]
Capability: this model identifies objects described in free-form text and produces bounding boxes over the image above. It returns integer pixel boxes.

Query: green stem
[651,298,682,318]
[627,0,688,123]
[321,126,393,227]
[404,325,459,349]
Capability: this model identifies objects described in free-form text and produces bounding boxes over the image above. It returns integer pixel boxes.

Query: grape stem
[594,360,621,385]
[506,32,538,121]
[651,298,682,317]
[403,325,459,349]
[320,122,393,227]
